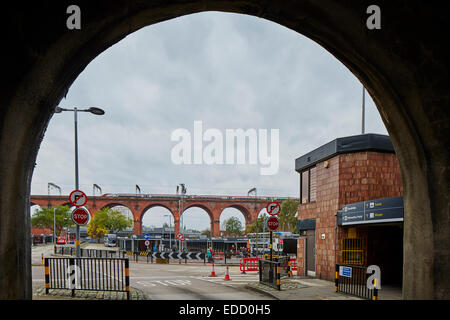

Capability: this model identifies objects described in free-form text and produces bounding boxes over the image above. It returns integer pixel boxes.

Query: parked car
[56,237,66,245]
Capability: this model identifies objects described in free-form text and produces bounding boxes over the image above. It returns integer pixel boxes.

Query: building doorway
[306,229,316,276]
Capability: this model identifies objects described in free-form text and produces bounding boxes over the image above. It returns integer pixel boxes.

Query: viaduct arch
[29,195,272,237]
[0,1,448,299]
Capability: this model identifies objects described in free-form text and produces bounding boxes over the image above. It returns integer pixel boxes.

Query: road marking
[136,279,192,287]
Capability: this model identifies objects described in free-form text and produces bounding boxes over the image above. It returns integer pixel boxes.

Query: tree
[87,207,133,240]
[87,223,108,241]
[245,213,268,234]
[279,199,299,233]
[30,206,73,235]
[223,217,244,237]
[201,229,211,238]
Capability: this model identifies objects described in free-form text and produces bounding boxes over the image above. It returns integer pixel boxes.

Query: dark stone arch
[0,2,447,299]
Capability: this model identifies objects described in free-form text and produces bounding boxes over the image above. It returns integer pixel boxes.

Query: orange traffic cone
[224,265,231,280]
[210,263,216,277]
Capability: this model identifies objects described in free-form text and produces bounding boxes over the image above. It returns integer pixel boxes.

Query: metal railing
[335,264,378,300]
[44,257,130,299]
[54,245,118,258]
[259,259,281,290]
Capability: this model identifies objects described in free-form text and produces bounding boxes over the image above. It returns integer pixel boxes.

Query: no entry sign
[71,207,90,226]
[266,216,279,231]
[69,189,87,207]
[266,201,280,216]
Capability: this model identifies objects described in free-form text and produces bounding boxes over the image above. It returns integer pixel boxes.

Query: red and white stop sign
[266,217,279,231]
[71,207,91,226]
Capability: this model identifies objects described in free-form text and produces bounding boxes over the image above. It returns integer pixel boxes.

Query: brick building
[295,134,403,286]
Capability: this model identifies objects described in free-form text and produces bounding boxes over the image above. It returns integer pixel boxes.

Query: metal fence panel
[335,264,378,300]
[44,257,130,299]
[259,259,281,290]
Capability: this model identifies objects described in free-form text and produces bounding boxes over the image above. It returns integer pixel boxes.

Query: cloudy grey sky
[31,12,387,231]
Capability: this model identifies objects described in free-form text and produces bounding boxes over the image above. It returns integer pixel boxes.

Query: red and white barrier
[240,258,260,273]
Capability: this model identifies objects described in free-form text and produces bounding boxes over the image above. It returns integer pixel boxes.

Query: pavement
[31,244,402,300]
[245,276,362,300]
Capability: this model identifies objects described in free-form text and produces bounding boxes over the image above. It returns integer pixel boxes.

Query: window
[300,166,317,204]
[301,170,309,203]
[341,237,367,265]
[310,166,317,202]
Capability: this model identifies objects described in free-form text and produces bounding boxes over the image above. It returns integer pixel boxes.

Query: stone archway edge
[0,1,448,300]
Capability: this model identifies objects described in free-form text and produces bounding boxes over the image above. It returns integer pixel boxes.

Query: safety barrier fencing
[289,258,297,271]
[54,245,118,258]
[259,259,281,290]
[240,256,297,274]
[240,258,260,273]
[44,257,130,299]
[335,264,378,300]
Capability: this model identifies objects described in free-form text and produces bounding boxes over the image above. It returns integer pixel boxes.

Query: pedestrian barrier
[54,245,117,258]
[259,259,281,290]
[335,264,378,300]
[214,252,224,260]
[240,258,260,273]
[289,258,297,271]
[44,257,130,299]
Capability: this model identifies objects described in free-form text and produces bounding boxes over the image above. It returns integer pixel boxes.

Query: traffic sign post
[69,189,88,258]
[71,207,91,226]
[266,201,280,261]
[266,214,279,261]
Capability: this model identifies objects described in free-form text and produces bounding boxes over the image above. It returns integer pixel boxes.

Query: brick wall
[296,237,306,276]
[297,151,403,281]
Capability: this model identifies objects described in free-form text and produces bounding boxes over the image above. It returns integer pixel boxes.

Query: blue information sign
[339,266,352,278]
[144,234,150,240]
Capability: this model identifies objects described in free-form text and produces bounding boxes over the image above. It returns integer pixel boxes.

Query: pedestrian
[206,247,212,263]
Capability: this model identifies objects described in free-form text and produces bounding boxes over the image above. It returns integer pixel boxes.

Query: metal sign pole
[270,231,273,261]
[74,107,81,258]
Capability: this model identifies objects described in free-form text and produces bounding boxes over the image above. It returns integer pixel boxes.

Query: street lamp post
[54,106,105,257]
[177,183,186,249]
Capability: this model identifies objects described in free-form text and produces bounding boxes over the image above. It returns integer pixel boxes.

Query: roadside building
[295,133,403,288]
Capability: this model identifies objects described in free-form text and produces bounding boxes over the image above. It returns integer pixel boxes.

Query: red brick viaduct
[30,194,295,237]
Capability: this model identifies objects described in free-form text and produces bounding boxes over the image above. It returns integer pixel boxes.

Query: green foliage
[245,214,268,234]
[201,229,211,237]
[87,207,133,239]
[279,199,299,233]
[30,206,73,235]
[245,199,299,234]
[223,217,244,236]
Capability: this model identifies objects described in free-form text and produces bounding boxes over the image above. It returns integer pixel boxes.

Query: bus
[247,232,299,258]
[104,234,117,247]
